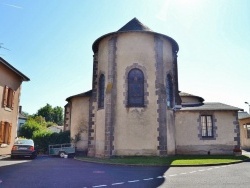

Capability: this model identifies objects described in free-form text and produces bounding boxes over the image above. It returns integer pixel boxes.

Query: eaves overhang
[0,57,30,81]
[92,30,179,54]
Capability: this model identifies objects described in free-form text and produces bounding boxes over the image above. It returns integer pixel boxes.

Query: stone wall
[92,32,177,157]
[70,96,90,152]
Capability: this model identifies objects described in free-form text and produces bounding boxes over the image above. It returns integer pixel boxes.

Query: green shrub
[32,130,70,154]
[33,130,52,154]
[19,119,46,138]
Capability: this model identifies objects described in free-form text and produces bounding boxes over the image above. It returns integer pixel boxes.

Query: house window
[3,86,15,109]
[19,123,24,130]
[0,121,12,144]
[98,74,105,108]
[127,68,144,107]
[246,124,250,139]
[201,115,213,137]
[166,74,173,108]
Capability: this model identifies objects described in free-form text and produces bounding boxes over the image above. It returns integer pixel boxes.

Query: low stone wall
[176,145,234,155]
[113,149,158,156]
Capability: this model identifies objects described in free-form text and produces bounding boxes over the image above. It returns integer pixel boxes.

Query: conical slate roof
[118,18,152,32]
[92,18,179,53]
[179,92,204,102]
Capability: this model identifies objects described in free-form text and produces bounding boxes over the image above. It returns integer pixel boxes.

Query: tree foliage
[52,106,63,125]
[37,104,54,122]
[18,117,46,139]
[33,116,47,127]
[22,111,30,117]
[36,104,64,125]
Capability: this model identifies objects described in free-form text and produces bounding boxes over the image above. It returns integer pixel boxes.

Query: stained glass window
[166,74,173,108]
[128,68,144,107]
[98,74,105,108]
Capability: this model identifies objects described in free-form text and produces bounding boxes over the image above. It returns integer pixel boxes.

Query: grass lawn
[75,155,249,166]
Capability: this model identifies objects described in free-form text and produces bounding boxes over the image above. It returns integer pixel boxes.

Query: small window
[246,125,250,139]
[19,123,24,130]
[201,115,213,137]
[0,121,12,144]
[3,86,15,109]
[166,74,173,108]
[127,68,144,107]
[98,74,105,108]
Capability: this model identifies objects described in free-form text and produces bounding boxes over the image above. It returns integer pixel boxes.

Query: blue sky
[1,0,250,114]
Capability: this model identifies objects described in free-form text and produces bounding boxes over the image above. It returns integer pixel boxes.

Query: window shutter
[7,123,12,144]
[0,121,4,143]
[11,90,15,109]
[3,86,8,107]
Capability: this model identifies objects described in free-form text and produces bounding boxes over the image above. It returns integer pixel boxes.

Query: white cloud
[1,3,23,9]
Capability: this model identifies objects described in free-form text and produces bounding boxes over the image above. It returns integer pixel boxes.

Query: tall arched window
[98,74,105,108]
[166,74,173,108]
[128,68,144,107]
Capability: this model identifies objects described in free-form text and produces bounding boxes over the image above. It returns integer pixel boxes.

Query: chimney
[19,106,22,113]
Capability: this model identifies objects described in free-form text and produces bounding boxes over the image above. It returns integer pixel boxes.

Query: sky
[0,0,250,114]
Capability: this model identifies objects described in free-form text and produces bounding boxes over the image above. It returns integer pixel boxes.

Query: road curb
[0,154,10,160]
[74,155,250,167]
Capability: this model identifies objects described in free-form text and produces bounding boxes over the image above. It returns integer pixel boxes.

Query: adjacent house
[47,125,63,133]
[0,57,30,155]
[17,106,27,132]
[64,91,92,152]
[64,18,242,157]
[175,92,242,155]
[238,112,250,149]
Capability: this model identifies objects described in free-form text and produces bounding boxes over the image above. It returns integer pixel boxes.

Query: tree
[36,104,64,125]
[33,116,47,127]
[22,111,30,117]
[53,106,63,125]
[37,104,53,122]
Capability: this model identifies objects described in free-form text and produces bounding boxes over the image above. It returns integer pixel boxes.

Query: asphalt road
[0,156,167,188]
[160,161,250,188]
[1,155,250,188]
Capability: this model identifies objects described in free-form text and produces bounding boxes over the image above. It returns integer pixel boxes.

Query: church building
[64,18,241,157]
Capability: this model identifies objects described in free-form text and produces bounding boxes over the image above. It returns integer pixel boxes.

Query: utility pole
[245,102,250,114]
